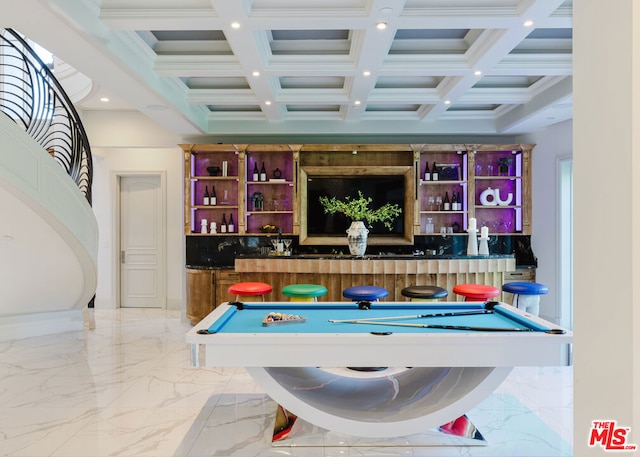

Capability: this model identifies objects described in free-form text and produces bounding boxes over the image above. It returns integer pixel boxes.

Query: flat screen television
[306,176,405,236]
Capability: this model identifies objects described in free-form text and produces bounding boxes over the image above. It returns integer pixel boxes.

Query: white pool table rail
[186,301,572,369]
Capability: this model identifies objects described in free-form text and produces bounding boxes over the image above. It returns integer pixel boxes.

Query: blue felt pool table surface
[205,301,553,334]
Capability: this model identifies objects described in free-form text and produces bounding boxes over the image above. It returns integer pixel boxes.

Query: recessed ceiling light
[100,97,110,102]
[252,71,260,77]
[265,101,272,105]
[523,20,534,27]
[444,100,451,105]
[354,100,361,105]
[231,22,240,29]
[376,22,387,30]
[363,71,371,76]
[474,70,482,76]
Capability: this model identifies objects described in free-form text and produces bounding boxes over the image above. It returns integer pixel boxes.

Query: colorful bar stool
[282,284,328,302]
[502,282,548,316]
[401,285,448,301]
[228,282,272,301]
[343,285,389,372]
[452,284,500,302]
[342,285,388,302]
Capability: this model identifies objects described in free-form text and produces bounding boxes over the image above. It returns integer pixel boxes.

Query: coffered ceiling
[4,0,572,137]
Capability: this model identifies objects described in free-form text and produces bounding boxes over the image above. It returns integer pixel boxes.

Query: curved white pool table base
[247,366,512,438]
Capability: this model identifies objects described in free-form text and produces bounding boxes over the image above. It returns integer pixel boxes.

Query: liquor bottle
[203,186,210,206]
[220,214,227,233]
[443,191,450,211]
[457,191,462,211]
[423,161,430,181]
[276,228,284,252]
[451,191,458,211]
[210,186,217,205]
[228,213,235,232]
[260,162,267,181]
[253,162,259,181]
[431,162,439,181]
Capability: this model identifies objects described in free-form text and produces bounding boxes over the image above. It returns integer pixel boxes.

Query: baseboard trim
[0,309,84,342]
[167,297,182,310]
[93,297,182,310]
[93,298,116,309]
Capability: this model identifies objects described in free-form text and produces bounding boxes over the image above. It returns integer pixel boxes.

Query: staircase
[0,29,98,340]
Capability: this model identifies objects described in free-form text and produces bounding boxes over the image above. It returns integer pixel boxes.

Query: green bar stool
[401,285,448,302]
[282,284,328,302]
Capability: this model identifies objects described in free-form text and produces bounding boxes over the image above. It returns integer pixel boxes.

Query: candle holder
[478,236,490,255]
[467,228,478,255]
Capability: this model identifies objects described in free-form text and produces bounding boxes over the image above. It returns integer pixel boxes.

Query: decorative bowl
[259,224,279,233]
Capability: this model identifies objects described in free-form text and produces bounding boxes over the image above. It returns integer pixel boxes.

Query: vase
[346,221,369,256]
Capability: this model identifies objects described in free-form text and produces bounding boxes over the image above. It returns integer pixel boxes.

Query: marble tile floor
[0,309,572,457]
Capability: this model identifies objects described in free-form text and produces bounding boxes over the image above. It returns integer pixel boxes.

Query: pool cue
[331,319,533,332]
[328,309,494,323]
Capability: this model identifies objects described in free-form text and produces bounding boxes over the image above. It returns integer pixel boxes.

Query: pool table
[186,300,571,438]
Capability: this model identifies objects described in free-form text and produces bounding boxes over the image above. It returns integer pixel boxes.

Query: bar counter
[235,254,515,301]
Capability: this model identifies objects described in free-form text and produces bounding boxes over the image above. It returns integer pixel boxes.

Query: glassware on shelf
[272,199,280,211]
[425,217,434,233]
[220,189,231,205]
[283,239,292,255]
[475,164,483,176]
[486,164,495,176]
[427,196,435,211]
[270,238,279,253]
[435,196,443,211]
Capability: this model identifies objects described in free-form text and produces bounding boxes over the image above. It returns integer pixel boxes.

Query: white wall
[81,110,184,309]
[519,119,573,324]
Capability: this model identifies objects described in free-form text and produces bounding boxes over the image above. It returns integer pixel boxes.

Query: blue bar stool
[282,284,328,302]
[401,285,448,301]
[342,285,389,372]
[343,285,388,302]
[502,282,548,316]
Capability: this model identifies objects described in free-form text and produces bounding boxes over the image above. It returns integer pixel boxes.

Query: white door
[120,175,165,308]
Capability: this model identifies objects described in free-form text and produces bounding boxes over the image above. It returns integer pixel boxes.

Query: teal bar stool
[282,284,328,302]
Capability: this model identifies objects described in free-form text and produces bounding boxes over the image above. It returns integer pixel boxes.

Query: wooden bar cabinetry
[235,256,516,302]
[185,268,214,325]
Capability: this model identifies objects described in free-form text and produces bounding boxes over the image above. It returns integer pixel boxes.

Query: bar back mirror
[300,166,415,246]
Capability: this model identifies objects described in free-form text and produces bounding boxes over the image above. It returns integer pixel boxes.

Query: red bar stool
[228,282,272,301]
[452,284,500,302]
